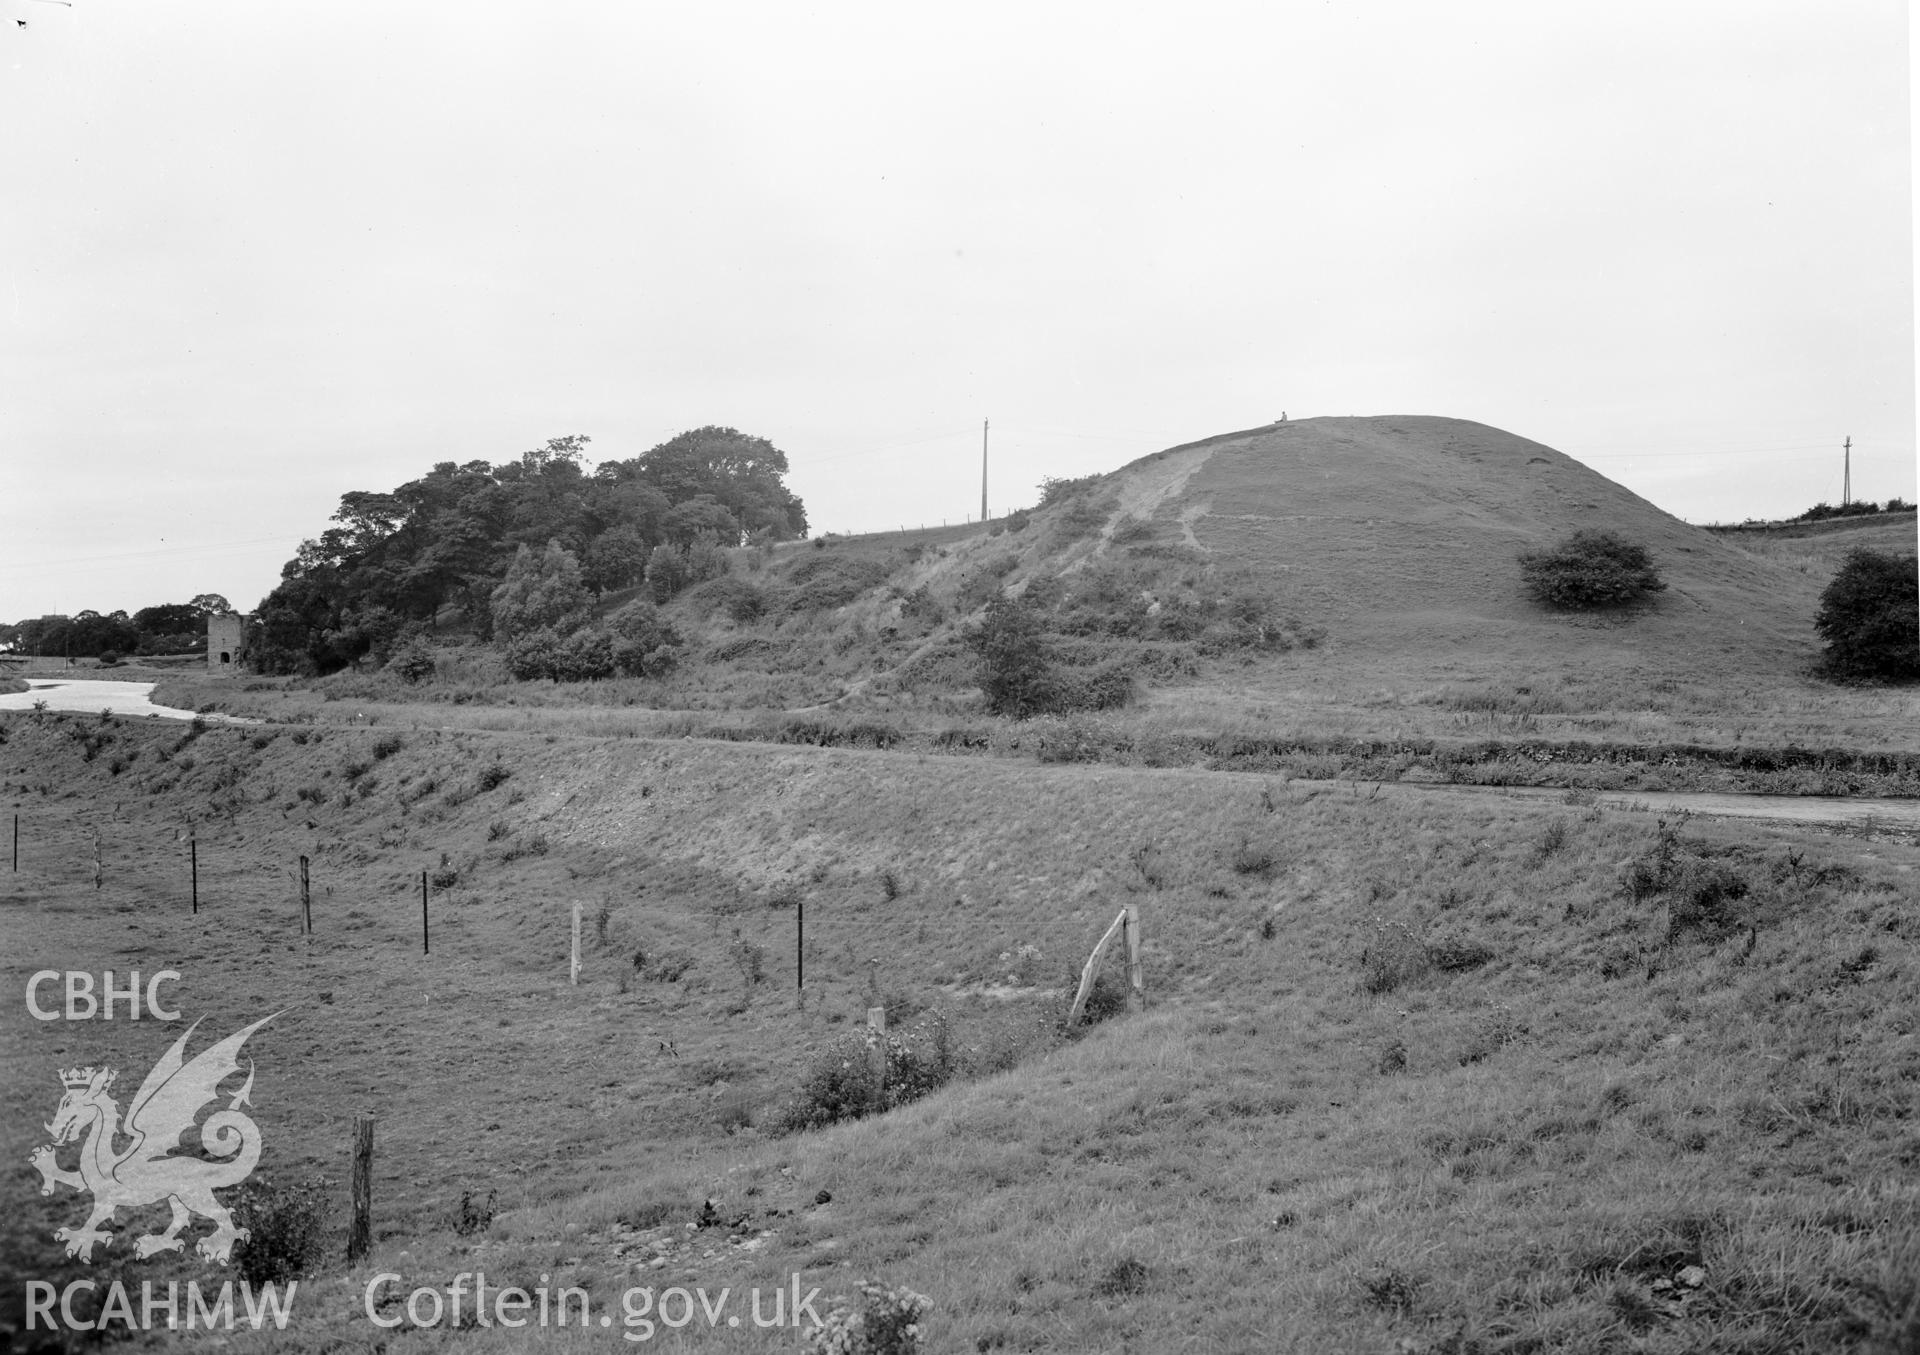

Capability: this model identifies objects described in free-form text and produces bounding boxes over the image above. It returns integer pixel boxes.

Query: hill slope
[1109,415,1822,671]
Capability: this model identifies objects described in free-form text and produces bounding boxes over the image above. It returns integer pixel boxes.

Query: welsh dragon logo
[28,1014,277,1265]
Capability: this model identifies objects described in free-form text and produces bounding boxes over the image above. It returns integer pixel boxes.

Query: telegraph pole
[981,419,989,522]
[1842,436,1851,506]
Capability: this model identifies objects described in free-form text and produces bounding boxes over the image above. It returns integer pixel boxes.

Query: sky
[1,1,1913,621]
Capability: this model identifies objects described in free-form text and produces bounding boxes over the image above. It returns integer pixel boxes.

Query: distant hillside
[298,415,1866,714]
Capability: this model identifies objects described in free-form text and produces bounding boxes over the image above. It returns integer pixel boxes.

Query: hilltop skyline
[2,1,1911,620]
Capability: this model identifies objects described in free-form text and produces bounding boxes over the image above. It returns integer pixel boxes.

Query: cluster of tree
[248,428,806,675]
[1790,498,1914,523]
[0,595,234,661]
[491,540,683,681]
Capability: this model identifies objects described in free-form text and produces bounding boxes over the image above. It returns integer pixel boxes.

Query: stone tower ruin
[207,614,244,674]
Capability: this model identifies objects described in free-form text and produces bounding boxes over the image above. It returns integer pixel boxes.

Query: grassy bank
[3,710,1917,1350]
[141,672,1920,800]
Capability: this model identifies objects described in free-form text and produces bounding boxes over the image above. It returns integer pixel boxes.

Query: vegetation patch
[1519,529,1667,610]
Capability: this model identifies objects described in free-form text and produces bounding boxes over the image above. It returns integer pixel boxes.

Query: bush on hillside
[966,594,1136,719]
[771,1014,954,1133]
[1518,530,1667,610]
[784,553,892,611]
[1815,548,1919,682]
[966,594,1052,718]
[694,575,768,623]
[228,1178,330,1286]
[386,635,437,683]
[1037,473,1103,508]
[607,598,681,677]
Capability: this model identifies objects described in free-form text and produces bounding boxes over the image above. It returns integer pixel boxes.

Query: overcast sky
[2,1,1912,620]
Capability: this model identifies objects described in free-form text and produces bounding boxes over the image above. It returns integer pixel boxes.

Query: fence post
[420,870,429,955]
[867,1006,887,1105]
[570,902,582,986]
[1125,902,1145,1012]
[92,830,102,891]
[300,856,311,934]
[348,1115,373,1263]
[1068,908,1129,1026]
[10,813,16,872]
[795,897,805,998]
[190,835,198,914]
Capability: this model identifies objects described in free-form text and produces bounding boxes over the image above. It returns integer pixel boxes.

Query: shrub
[772,1013,954,1133]
[607,598,681,677]
[1518,530,1667,610]
[1037,473,1102,508]
[784,553,890,611]
[803,1281,931,1355]
[1425,934,1497,972]
[1231,838,1277,878]
[1360,919,1429,995]
[453,1188,498,1236]
[644,541,693,602]
[1052,493,1113,543]
[633,948,694,982]
[966,594,1052,718]
[386,637,437,683]
[228,1178,330,1286]
[1815,548,1919,682]
[556,626,617,680]
[697,576,768,623]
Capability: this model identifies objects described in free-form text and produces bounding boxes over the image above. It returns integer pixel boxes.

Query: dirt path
[1315,778,1920,831]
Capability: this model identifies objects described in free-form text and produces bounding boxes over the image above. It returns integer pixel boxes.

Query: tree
[965,594,1055,718]
[582,524,651,596]
[1518,530,1666,610]
[189,593,234,616]
[489,541,592,642]
[1816,549,1919,682]
[644,541,693,603]
[607,598,680,677]
[627,427,808,540]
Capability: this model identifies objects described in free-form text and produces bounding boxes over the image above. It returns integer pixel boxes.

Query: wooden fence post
[1125,902,1145,1011]
[10,813,16,872]
[420,870,429,955]
[867,1006,887,1104]
[190,835,198,914]
[1068,908,1130,1026]
[795,898,805,998]
[570,902,582,986]
[300,856,311,934]
[348,1115,373,1263]
[92,830,102,891]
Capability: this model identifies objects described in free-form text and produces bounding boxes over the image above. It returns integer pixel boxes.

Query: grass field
[3,705,1917,1352]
